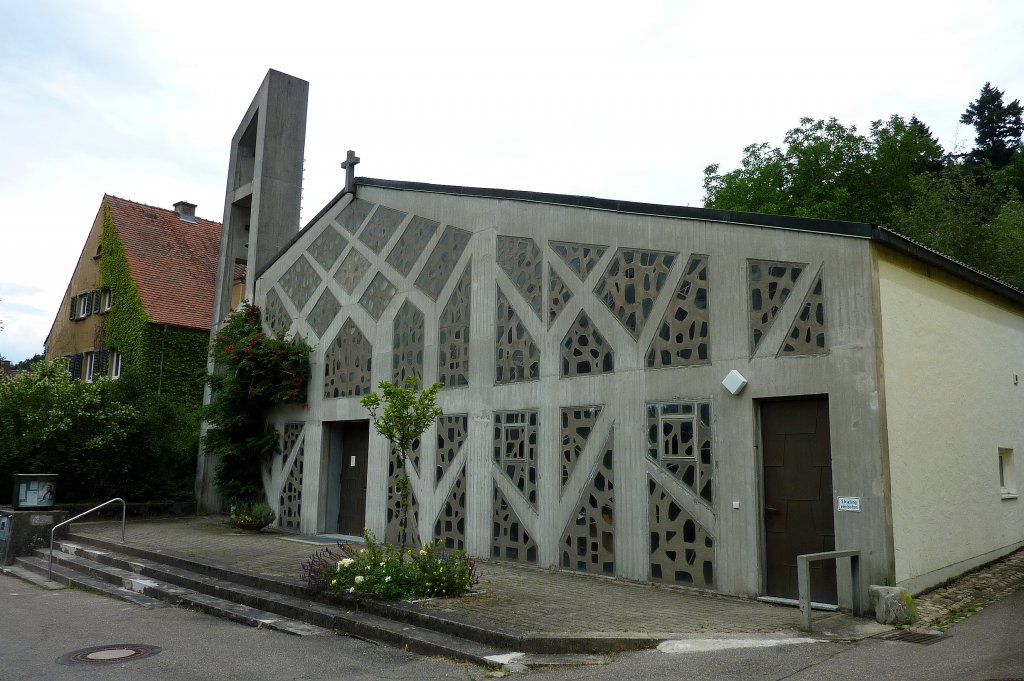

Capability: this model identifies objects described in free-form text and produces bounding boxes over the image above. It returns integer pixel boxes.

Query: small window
[102,289,112,312]
[111,351,123,379]
[999,448,1016,498]
[84,352,96,383]
[79,294,91,318]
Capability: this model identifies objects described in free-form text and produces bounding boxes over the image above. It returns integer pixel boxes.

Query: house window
[111,351,123,379]
[102,289,112,312]
[84,352,96,383]
[999,448,1016,498]
[78,293,91,318]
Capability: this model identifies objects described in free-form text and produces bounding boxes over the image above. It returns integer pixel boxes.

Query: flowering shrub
[300,530,478,601]
[204,302,311,502]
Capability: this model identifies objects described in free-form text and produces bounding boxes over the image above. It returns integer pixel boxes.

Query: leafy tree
[361,377,443,548]
[703,115,944,226]
[0,359,138,504]
[961,82,1023,169]
[13,354,45,371]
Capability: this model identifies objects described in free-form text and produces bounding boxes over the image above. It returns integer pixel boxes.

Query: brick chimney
[174,201,197,223]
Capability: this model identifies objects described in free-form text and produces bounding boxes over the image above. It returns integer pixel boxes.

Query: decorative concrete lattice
[595,249,676,339]
[560,311,614,377]
[495,287,540,384]
[262,287,292,338]
[279,425,304,531]
[436,414,468,483]
[748,259,805,353]
[550,240,607,280]
[647,254,710,368]
[438,264,471,388]
[307,289,341,339]
[323,319,373,398]
[646,402,714,503]
[648,476,715,588]
[278,254,322,310]
[493,410,538,507]
[780,270,826,356]
[307,224,349,271]
[496,235,543,318]
[359,205,407,254]
[386,215,439,277]
[415,225,473,300]
[560,406,602,490]
[434,464,466,550]
[548,265,574,327]
[561,433,614,575]
[359,272,397,321]
[492,486,538,563]
[385,446,420,547]
[333,248,371,296]
[392,299,425,384]
[335,198,375,234]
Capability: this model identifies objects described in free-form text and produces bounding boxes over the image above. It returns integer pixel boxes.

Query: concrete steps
[8,538,513,666]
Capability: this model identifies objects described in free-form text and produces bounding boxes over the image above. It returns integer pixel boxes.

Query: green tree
[361,377,443,548]
[703,115,944,226]
[13,354,45,371]
[0,359,138,504]
[960,82,1023,169]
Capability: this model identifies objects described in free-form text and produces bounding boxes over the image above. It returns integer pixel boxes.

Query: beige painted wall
[876,247,1024,590]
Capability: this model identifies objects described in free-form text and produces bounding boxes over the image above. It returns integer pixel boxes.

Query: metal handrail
[49,498,125,579]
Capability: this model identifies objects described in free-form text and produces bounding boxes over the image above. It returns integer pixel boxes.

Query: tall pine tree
[960,82,1023,169]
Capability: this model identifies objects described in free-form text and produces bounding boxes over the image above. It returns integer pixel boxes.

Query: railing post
[798,554,811,632]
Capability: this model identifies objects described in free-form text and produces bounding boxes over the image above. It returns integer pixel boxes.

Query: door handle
[765,505,778,514]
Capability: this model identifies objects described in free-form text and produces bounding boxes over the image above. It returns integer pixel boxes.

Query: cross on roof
[341,150,360,194]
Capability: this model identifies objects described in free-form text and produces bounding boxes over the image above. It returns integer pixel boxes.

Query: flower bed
[301,530,478,601]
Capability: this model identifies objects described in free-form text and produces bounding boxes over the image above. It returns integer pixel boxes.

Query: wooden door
[337,422,369,536]
[761,397,836,603]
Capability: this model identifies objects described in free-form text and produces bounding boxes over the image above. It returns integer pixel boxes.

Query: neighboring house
[199,70,1024,608]
[1,360,15,380]
[44,195,234,404]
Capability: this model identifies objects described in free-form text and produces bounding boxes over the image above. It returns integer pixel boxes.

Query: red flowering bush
[205,302,311,502]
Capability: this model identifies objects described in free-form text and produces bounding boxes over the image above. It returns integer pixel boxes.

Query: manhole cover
[57,644,161,665]
[872,630,945,645]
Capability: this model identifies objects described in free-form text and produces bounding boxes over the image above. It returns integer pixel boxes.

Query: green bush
[228,500,276,528]
[303,530,478,601]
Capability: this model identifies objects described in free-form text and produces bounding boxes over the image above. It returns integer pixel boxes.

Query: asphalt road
[2,573,1023,681]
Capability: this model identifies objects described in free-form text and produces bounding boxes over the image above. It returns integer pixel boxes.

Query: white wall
[876,248,1024,591]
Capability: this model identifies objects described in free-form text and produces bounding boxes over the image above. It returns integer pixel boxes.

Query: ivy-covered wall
[97,204,210,406]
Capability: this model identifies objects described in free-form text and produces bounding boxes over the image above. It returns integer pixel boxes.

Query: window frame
[78,294,90,318]
[102,289,112,312]
[999,448,1017,499]
[84,352,96,383]
[111,351,123,379]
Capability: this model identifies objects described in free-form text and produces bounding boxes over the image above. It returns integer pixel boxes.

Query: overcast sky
[1,0,1022,362]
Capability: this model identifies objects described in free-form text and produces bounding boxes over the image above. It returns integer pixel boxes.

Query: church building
[198,70,1024,607]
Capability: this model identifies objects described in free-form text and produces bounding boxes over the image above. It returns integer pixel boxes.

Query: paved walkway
[914,546,1024,628]
[71,516,882,639]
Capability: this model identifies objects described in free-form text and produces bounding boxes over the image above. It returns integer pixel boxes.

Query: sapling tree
[361,376,443,548]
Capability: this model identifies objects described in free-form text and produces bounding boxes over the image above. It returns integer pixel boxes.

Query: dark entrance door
[761,397,836,603]
[337,421,369,536]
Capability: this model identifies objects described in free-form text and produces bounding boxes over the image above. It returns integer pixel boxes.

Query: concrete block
[869,585,918,625]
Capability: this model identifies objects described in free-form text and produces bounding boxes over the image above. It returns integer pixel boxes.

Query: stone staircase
[3,533,532,667]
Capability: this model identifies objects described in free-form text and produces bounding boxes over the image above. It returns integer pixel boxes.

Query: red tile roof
[104,195,223,330]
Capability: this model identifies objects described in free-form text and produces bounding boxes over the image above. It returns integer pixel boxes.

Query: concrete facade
[202,72,1024,604]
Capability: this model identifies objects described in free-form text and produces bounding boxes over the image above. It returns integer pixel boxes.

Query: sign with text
[837,496,861,512]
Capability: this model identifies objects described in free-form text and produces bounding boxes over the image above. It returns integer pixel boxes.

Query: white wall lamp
[722,369,748,396]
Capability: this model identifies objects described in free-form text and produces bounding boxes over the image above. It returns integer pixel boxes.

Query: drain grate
[57,644,161,665]
[873,630,945,645]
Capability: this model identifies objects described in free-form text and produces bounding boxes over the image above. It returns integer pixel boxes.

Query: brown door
[338,422,369,536]
[761,397,836,603]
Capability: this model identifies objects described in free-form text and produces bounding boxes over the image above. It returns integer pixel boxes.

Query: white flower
[379,561,385,567]
[347,587,355,593]
[419,549,428,556]
[330,579,337,586]
[384,576,392,583]
[340,558,354,567]
[354,575,365,584]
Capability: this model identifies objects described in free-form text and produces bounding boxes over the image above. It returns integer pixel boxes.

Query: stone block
[0,507,69,565]
[869,585,918,625]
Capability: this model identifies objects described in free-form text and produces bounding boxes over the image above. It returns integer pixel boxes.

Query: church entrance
[760,397,837,604]
[325,421,370,536]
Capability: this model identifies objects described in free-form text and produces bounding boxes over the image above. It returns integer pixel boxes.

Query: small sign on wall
[838,496,861,512]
